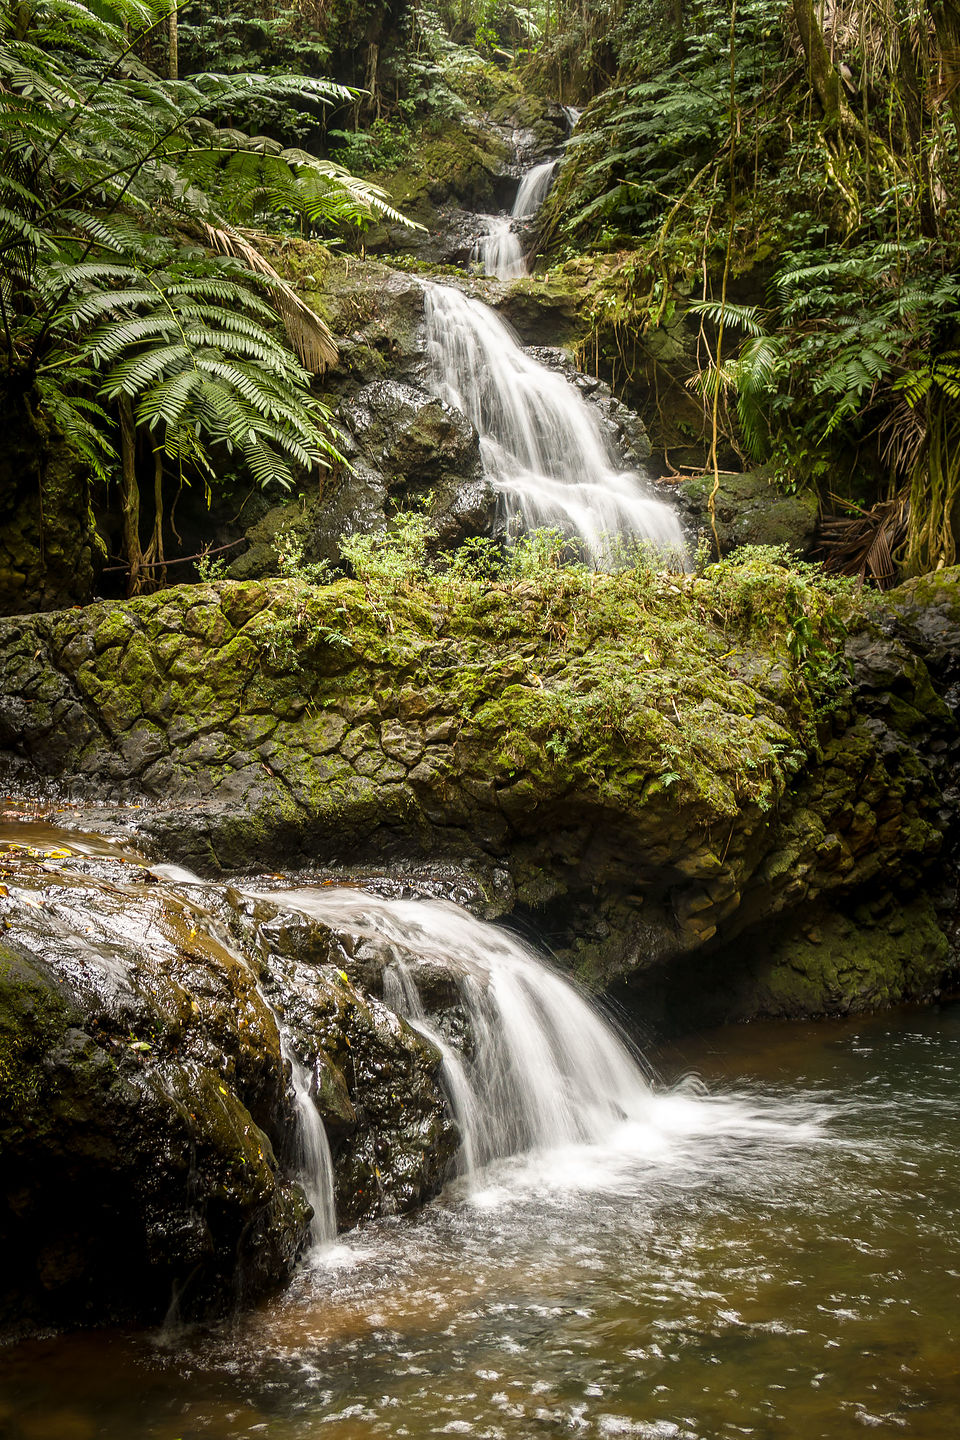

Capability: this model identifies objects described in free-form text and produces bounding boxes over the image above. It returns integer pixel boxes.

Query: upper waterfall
[423,283,687,562]
[474,159,557,280]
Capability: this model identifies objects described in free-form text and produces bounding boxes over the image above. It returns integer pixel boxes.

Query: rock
[0,560,956,1030]
[675,469,820,558]
[336,379,493,546]
[0,849,456,1339]
[0,393,103,616]
[0,858,302,1337]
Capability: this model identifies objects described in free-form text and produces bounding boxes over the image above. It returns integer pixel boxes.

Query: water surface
[3,1003,957,1440]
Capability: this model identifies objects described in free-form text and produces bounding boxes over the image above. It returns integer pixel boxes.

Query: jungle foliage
[539,0,960,581]
[0,0,411,595]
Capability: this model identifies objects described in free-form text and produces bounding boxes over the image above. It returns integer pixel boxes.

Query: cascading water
[254,887,656,1185]
[283,1044,338,1250]
[513,158,557,218]
[474,159,557,280]
[423,283,687,561]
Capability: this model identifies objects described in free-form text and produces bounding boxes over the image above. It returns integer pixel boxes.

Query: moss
[0,944,70,1121]
[752,895,951,1017]
[377,129,509,213]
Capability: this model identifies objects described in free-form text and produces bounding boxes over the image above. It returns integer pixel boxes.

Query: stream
[1,152,957,1440]
[0,823,957,1438]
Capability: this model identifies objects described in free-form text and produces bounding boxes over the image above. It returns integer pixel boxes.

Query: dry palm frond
[817,490,909,589]
[201,221,337,373]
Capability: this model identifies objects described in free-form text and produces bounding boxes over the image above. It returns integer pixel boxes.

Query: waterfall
[473,218,526,281]
[259,888,655,1185]
[283,1043,338,1250]
[474,160,557,280]
[423,283,687,562]
[513,159,557,218]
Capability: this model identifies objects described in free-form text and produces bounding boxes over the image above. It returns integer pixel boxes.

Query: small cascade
[473,217,526,281]
[382,960,481,1178]
[474,159,557,280]
[423,283,687,561]
[283,1043,338,1250]
[513,159,557,218]
[264,888,656,1181]
[562,104,582,131]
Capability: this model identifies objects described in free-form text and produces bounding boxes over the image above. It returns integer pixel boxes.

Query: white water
[513,158,557,218]
[283,1043,338,1250]
[423,283,687,562]
[474,160,557,280]
[472,217,526,281]
[254,887,666,1187]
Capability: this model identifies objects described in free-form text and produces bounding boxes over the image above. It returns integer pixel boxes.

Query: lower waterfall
[251,887,656,1185]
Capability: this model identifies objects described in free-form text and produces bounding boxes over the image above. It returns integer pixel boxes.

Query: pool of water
[2,1000,957,1440]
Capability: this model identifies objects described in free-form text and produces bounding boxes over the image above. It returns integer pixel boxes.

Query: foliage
[539,0,960,580]
[0,0,414,594]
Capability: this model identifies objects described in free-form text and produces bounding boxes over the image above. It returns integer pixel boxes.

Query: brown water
[2,991,958,1440]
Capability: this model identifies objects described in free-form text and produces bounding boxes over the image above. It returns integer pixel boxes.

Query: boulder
[676,470,820,558]
[0,848,455,1339]
[0,556,956,1028]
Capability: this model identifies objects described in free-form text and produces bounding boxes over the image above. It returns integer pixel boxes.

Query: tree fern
[0,0,414,594]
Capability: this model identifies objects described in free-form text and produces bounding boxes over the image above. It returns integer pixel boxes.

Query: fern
[0,0,416,594]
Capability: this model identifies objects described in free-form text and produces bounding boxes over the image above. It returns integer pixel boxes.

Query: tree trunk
[119,398,144,597]
[141,449,167,592]
[168,2,178,81]
[794,0,845,124]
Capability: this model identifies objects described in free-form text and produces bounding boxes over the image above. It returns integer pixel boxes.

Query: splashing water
[283,1044,338,1250]
[423,283,687,562]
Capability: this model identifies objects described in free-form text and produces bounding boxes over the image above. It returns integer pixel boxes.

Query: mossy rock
[679,469,820,558]
[0,391,103,616]
[0,850,455,1339]
[0,554,955,1024]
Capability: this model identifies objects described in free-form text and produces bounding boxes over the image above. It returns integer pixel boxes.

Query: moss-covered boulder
[0,552,955,1024]
[0,391,103,616]
[0,846,454,1339]
[678,469,820,559]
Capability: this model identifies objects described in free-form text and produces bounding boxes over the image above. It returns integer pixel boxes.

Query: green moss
[0,945,70,1121]
[753,896,950,1017]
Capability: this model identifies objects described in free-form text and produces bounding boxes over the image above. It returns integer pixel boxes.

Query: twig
[101,538,246,574]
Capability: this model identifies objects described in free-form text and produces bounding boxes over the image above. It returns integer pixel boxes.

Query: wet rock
[337,379,493,545]
[0,857,304,1338]
[676,468,820,558]
[0,852,457,1339]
